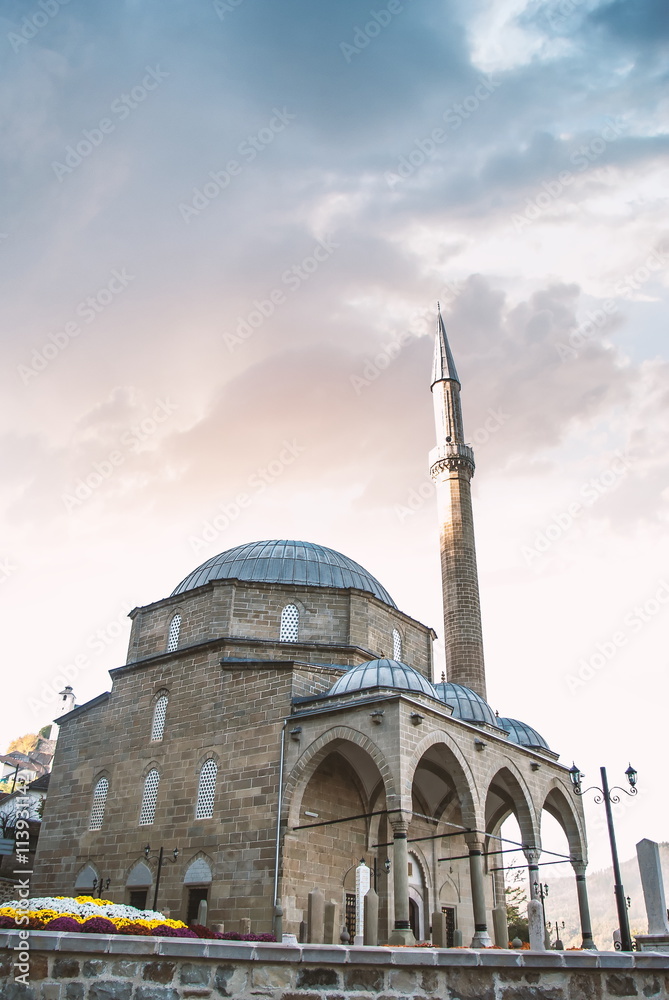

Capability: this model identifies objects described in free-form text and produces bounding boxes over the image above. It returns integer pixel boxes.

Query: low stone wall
[1,930,667,1000]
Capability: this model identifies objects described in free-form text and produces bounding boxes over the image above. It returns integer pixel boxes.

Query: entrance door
[409,898,420,940]
[187,887,209,925]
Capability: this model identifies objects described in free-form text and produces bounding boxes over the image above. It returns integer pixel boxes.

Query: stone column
[466,836,492,947]
[572,861,596,949]
[389,821,415,945]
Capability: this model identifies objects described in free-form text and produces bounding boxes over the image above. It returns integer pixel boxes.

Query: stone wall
[1,931,667,1000]
[126,580,434,675]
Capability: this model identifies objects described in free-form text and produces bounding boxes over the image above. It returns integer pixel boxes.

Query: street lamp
[359,855,391,892]
[569,763,637,951]
[91,877,111,897]
[547,920,565,950]
[144,844,179,912]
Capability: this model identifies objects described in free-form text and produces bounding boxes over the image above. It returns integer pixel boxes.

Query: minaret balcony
[429,442,476,476]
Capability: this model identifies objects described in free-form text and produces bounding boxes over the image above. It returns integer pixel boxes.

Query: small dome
[171,540,396,607]
[330,659,439,699]
[435,681,497,727]
[498,717,550,751]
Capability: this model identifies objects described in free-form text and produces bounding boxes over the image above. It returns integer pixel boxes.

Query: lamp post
[569,763,637,952]
[548,920,565,950]
[92,877,111,898]
[360,855,391,892]
[144,844,179,912]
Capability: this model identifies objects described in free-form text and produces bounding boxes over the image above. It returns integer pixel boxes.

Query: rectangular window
[129,889,148,910]
[442,906,456,947]
[345,892,356,940]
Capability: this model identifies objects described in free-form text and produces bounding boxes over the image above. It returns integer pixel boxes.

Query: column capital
[523,846,542,866]
[390,813,412,836]
[464,832,485,851]
[571,859,588,877]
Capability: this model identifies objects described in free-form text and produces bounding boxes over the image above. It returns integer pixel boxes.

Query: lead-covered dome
[171,540,396,606]
[498,717,550,751]
[435,681,497,727]
[330,659,439,699]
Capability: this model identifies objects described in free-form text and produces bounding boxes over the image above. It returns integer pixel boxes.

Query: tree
[505,858,529,943]
[6,733,39,755]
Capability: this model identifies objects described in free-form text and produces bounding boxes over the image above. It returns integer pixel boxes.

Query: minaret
[429,306,487,698]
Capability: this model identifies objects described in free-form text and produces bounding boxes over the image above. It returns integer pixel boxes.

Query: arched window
[195,759,218,820]
[280,604,299,642]
[89,777,109,831]
[392,628,403,661]
[139,769,160,826]
[167,613,182,652]
[74,864,98,891]
[151,695,168,741]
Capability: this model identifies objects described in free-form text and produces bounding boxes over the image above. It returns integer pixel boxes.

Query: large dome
[171,539,396,606]
[497,717,550,751]
[330,659,439,699]
[434,681,497,727]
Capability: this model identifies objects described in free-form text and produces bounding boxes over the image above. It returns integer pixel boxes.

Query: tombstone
[197,899,208,927]
[273,903,283,942]
[637,839,669,934]
[363,888,379,946]
[528,898,546,951]
[354,863,370,946]
[307,888,325,944]
[340,923,350,944]
[299,919,307,943]
[239,916,250,936]
[452,928,463,947]
[324,900,340,944]
[492,904,508,947]
[431,910,446,948]
[212,923,225,934]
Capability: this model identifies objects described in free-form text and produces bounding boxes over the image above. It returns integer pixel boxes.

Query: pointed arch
[407,730,480,830]
[74,863,98,890]
[540,779,588,862]
[482,762,540,852]
[184,855,213,885]
[283,727,397,827]
[126,861,153,887]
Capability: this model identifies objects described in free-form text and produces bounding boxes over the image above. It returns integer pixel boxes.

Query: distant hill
[529,842,669,950]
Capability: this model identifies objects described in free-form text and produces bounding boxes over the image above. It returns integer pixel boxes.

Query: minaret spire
[430,307,487,699]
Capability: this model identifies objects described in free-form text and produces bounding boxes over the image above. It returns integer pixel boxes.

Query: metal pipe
[273,719,287,910]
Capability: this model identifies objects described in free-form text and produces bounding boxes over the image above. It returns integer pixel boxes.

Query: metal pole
[152,846,164,912]
[273,719,287,911]
[601,767,633,951]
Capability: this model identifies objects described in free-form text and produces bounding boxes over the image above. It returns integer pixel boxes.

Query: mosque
[33,312,595,947]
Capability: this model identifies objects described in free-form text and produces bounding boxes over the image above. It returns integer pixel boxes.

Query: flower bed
[0,896,274,941]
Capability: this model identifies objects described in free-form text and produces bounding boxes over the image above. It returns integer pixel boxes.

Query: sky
[1,0,668,885]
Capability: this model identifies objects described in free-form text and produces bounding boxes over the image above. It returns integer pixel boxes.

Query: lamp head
[384,857,391,875]
[568,763,582,790]
[625,764,637,788]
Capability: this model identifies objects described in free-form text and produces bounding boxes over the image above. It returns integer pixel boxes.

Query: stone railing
[1,930,667,999]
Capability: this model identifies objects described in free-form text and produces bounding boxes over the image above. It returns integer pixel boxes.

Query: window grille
[392,628,403,661]
[167,613,182,652]
[280,604,299,642]
[139,769,160,826]
[195,759,218,820]
[89,777,109,831]
[151,695,168,741]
